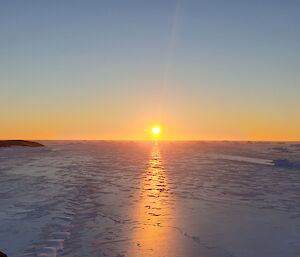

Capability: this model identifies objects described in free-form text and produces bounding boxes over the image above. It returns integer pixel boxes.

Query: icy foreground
[0,141,299,257]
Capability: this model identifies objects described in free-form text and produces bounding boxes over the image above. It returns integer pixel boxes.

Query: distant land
[0,140,44,147]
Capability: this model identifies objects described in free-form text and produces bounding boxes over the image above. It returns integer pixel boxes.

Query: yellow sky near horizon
[1,113,300,141]
[1,96,300,141]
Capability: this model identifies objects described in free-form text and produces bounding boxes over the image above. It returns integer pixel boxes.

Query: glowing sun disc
[152,126,161,135]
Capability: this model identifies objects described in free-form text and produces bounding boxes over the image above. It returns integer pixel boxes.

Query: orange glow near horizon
[1,118,300,141]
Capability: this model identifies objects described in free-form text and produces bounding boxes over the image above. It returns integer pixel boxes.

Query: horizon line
[1,139,300,143]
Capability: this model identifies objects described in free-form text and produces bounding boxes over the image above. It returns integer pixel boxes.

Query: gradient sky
[1,0,300,140]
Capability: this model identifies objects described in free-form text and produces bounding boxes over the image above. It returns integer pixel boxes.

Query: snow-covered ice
[0,141,299,257]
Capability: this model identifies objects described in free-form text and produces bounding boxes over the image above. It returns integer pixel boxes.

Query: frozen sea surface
[0,141,300,257]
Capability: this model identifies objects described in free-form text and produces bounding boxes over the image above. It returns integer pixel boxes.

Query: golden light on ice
[152,126,161,135]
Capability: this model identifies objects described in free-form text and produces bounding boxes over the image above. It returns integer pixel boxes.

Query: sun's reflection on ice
[127,142,177,256]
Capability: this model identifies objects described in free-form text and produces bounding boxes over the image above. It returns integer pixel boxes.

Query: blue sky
[1,0,300,140]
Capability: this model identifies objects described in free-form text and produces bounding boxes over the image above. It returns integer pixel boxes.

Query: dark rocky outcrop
[0,251,7,257]
[0,140,44,148]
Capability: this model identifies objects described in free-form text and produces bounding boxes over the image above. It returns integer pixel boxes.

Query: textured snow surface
[0,141,299,257]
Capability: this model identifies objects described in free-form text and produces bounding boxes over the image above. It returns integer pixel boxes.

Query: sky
[1,0,300,141]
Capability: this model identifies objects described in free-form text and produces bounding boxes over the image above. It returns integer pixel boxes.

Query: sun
[152,126,161,135]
